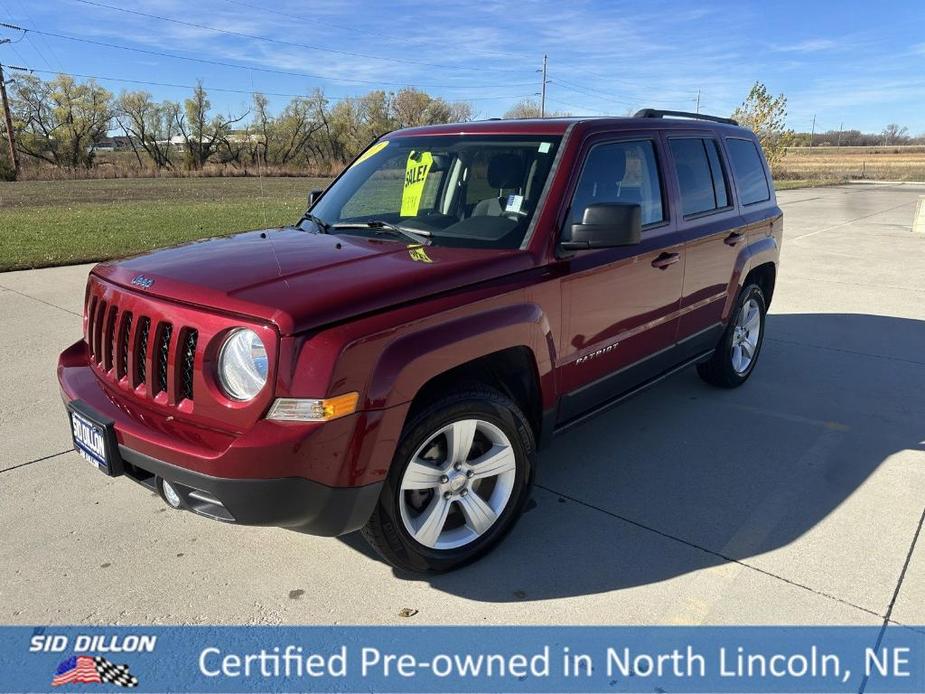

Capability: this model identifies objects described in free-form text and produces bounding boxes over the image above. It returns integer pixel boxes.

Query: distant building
[91,136,139,152]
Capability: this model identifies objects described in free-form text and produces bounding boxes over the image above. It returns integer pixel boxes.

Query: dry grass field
[776,145,925,183]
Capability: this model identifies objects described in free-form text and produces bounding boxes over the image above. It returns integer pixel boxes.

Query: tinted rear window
[726,138,770,205]
[669,139,715,216]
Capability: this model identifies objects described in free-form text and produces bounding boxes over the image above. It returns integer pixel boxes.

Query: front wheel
[697,283,767,388]
[361,387,534,573]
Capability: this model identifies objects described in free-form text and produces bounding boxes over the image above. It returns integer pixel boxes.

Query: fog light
[161,480,182,508]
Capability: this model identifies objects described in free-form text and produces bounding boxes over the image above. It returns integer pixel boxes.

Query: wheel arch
[743,261,777,308]
[366,304,555,443]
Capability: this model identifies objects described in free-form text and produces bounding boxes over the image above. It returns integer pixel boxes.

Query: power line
[0,0,56,71]
[11,65,535,103]
[544,97,609,116]
[548,80,639,109]
[16,25,536,91]
[71,0,523,76]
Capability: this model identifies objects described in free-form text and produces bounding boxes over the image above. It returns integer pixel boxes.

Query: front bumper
[120,445,382,535]
[58,340,385,535]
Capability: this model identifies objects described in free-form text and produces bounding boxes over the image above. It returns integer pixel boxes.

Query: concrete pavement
[0,182,923,625]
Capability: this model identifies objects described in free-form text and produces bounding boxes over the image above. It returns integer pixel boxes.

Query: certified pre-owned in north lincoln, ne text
[59,109,781,573]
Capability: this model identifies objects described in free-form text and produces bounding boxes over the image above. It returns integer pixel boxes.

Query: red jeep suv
[59,110,782,572]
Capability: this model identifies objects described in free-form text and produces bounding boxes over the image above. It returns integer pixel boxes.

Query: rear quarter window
[726,138,771,206]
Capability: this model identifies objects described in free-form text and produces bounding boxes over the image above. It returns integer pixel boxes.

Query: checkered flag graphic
[93,656,139,688]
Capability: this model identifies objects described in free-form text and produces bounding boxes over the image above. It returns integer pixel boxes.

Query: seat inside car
[569,147,645,229]
[472,153,526,217]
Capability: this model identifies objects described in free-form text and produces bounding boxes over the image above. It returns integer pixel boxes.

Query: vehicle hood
[94,228,534,334]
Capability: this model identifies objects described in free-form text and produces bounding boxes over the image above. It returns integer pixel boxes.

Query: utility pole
[836,121,843,147]
[539,54,547,118]
[0,62,20,180]
[695,89,701,114]
[809,114,816,148]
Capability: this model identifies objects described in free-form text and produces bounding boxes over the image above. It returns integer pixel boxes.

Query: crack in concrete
[0,449,71,475]
[791,200,917,240]
[0,283,82,318]
[858,505,925,693]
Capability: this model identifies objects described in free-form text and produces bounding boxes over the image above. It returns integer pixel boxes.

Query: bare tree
[881,123,909,145]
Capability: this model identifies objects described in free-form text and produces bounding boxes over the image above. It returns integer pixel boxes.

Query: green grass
[0,177,330,272]
[0,174,847,272]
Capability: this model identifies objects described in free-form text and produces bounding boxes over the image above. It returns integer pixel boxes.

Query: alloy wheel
[398,418,516,550]
[731,297,761,374]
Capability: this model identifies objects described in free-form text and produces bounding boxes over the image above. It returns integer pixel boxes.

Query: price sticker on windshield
[401,151,433,216]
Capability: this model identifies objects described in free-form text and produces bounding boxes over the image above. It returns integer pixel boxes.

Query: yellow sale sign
[401,151,433,216]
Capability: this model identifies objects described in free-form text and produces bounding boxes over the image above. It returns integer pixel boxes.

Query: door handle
[651,252,681,270]
[724,232,744,246]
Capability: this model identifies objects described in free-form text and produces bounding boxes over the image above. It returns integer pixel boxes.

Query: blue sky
[1,0,923,134]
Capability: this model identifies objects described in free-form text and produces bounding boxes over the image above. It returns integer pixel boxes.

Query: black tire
[361,386,535,573]
[697,283,767,388]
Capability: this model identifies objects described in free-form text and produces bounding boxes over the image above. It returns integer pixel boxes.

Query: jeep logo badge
[131,274,154,289]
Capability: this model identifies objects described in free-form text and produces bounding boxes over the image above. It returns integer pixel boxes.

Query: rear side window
[726,138,770,205]
[669,138,730,216]
[569,140,664,227]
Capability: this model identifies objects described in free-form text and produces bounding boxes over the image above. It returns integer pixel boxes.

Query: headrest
[487,153,525,189]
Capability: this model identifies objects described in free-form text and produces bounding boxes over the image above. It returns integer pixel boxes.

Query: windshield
[305,135,562,249]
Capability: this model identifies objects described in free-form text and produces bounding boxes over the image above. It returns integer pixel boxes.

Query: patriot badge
[51,655,139,688]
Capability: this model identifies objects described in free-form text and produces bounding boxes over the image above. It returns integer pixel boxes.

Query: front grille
[179,329,197,401]
[154,322,172,396]
[85,281,200,407]
[134,317,150,387]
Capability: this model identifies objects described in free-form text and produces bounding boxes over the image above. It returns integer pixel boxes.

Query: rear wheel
[361,387,534,573]
[697,283,767,388]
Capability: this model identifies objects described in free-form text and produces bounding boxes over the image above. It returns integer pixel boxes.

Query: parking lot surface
[1,183,923,625]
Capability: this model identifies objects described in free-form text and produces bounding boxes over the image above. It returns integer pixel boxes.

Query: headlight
[218,329,268,401]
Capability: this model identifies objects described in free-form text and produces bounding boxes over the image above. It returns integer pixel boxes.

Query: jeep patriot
[58,109,782,572]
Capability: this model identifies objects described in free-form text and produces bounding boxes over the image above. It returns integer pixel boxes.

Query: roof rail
[633,108,738,126]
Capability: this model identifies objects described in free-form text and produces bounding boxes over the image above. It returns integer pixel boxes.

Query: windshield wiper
[331,220,432,245]
[296,213,331,234]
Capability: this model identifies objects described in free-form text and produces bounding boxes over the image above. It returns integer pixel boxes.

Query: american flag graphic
[51,655,139,688]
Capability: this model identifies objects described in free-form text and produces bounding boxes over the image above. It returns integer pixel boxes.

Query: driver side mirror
[560,203,641,251]
[308,189,323,207]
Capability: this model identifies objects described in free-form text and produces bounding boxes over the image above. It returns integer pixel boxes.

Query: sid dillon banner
[2,626,923,693]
